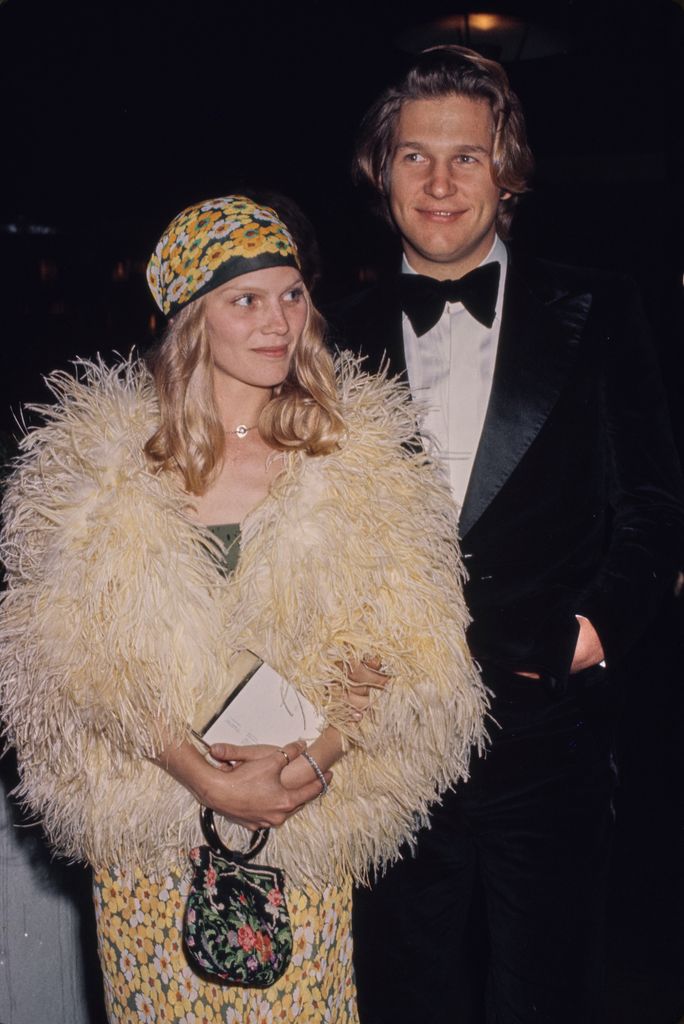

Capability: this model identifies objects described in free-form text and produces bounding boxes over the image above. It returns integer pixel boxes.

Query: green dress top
[207,522,240,575]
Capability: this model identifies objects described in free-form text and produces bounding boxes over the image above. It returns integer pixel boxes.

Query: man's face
[388,94,505,279]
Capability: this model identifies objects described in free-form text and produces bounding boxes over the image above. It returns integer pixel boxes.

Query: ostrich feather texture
[0,354,487,886]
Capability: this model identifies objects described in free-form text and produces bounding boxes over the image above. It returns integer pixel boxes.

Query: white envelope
[198,656,323,747]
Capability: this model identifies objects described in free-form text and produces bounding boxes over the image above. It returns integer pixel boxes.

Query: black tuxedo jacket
[329,253,684,690]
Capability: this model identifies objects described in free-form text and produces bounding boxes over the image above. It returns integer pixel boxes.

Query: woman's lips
[253,346,289,357]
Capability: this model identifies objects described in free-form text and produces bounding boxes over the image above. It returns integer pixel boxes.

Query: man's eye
[457,155,476,164]
[404,152,425,163]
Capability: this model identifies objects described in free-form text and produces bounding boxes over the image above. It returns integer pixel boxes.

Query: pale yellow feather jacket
[0,355,487,886]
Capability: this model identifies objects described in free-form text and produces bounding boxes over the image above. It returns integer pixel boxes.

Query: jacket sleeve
[222,360,489,885]
[0,365,227,771]
[574,279,684,665]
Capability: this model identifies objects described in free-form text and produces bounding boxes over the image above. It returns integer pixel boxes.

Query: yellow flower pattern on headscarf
[147,196,300,315]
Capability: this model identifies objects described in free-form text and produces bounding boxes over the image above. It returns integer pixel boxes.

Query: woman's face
[202,265,308,391]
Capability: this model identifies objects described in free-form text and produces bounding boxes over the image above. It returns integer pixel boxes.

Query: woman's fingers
[209,739,307,767]
[209,741,271,763]
[338,657,391,699]
[344,688,373,713]
[205,739,319,829]
[228,768,330,830]
[347,673,390,700]
[275,739,308,769]
[348,661,389,686]
[362,655,383,671]
[288,771,332,809]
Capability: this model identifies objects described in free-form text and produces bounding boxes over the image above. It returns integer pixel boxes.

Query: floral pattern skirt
[93,865,358,1023]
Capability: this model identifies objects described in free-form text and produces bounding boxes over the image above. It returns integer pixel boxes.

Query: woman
[0,195,486,1022]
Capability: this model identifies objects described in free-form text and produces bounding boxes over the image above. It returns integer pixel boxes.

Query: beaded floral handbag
[183,807,292,987]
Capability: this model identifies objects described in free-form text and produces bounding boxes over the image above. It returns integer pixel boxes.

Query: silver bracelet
[301,749,329,796]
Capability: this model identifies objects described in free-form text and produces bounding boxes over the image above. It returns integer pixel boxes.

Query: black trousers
[352,668,615,1024]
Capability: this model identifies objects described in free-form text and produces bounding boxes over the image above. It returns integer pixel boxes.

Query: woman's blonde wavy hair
[144,294,345,495]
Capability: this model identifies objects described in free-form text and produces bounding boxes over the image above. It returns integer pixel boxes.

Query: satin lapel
[459,263,593,538]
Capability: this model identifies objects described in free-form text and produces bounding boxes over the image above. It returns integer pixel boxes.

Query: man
[331,46,684,1023]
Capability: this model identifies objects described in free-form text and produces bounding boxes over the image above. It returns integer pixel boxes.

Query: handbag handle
[200,806,269,862]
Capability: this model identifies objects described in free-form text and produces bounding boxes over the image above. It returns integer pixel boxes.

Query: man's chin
[405,244,484,277]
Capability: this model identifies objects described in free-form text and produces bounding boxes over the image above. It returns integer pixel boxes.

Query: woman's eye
[284,286,304,303]
[234,294,255,308]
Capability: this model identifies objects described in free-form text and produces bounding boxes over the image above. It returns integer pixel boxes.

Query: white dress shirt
[402,236,508,510]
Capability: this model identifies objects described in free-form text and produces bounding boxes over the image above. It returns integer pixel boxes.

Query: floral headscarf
[147,195,300,316]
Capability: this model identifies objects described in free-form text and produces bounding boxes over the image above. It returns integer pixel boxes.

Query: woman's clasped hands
[207,657,391,830]
[203,739,329,831]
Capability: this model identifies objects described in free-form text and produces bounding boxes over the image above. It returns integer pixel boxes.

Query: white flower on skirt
[119,948,137,982]
[134,992,155,1024]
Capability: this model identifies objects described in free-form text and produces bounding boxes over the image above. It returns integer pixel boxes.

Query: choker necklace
[227,423,257,440]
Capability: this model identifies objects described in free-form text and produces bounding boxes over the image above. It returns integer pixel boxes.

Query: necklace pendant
[235,424,249,439]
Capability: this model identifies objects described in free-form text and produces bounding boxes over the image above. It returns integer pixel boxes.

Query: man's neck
[402,236,503,280]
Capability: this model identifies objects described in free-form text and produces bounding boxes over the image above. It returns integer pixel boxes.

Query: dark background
[1,0,683,1020]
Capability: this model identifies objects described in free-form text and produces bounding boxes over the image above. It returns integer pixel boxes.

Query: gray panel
[0,758,106,1024]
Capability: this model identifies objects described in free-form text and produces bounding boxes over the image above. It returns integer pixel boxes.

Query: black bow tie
[399,261,501,336]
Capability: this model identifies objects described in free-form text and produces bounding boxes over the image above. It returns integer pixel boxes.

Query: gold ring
[277,748,290,765]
